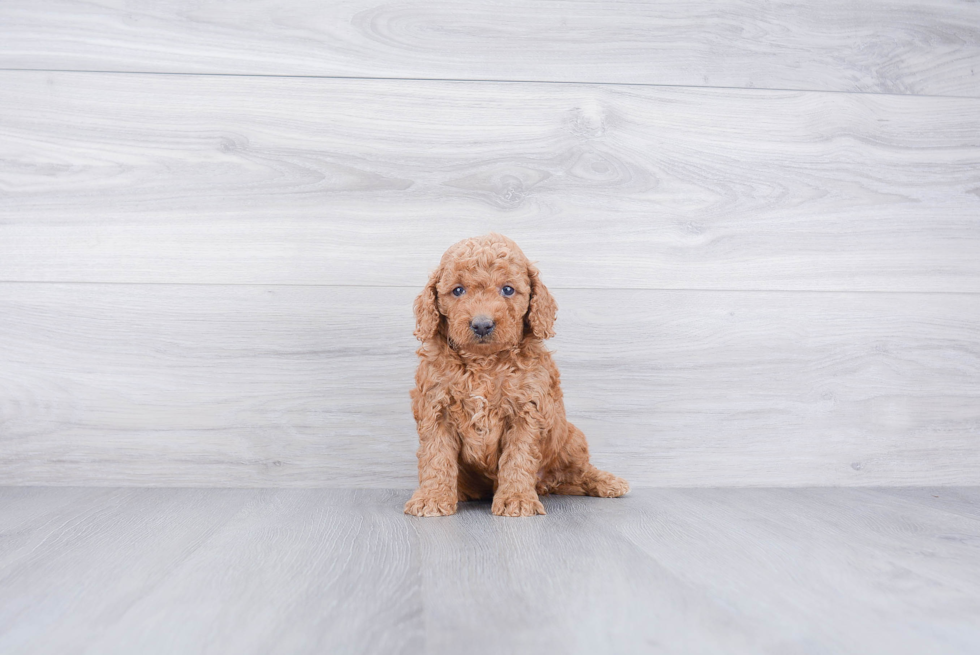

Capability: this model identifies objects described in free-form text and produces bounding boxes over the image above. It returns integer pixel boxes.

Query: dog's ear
[414,268,443,342]
[525,263,557,340]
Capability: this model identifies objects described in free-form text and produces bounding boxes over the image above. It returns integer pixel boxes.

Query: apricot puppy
[405,233,629,517]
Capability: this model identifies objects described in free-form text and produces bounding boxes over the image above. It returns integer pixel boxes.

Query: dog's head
[414,233,557,352]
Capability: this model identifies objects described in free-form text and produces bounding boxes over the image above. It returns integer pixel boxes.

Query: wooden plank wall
[3,0,980,96]
[0,1,978,486]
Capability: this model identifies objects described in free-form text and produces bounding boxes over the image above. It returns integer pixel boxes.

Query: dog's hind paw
[589,470,630,497]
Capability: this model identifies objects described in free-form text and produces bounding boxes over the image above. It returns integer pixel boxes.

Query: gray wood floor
[1,487,979,654]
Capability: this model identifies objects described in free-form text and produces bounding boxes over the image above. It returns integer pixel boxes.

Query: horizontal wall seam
[1,280,980,296]
[1,67,978,101]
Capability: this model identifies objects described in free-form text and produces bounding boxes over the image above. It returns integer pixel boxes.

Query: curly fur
[405,233,629,517]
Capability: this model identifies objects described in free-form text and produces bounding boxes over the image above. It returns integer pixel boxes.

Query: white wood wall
[1,1,978,487]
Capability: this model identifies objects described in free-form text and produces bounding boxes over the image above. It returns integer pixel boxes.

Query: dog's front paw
[404,489,457,517]
[492,491,546,517]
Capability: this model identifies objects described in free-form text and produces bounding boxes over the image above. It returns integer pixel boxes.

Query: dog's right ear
[413,268,442,342]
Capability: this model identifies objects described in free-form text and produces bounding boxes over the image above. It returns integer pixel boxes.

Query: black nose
[470,316,495,338]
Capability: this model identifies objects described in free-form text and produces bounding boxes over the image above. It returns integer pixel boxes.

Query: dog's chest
[450,364,518,470]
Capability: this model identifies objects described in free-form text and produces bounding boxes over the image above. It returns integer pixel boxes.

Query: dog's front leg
[404,417,460,517]
[492,414,546,517]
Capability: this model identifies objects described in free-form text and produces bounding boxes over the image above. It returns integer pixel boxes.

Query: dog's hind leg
[549,423,630,498]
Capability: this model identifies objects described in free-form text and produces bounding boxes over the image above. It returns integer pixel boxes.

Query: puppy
[404,233,629,517]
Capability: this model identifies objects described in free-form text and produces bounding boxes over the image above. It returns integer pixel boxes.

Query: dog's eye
[452,286,465,297]
[501,285,515,297]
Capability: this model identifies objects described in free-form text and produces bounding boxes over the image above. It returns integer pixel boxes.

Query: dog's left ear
[414,268,443,342]
[525,263,557,340]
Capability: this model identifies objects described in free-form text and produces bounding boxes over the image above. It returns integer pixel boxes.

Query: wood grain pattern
[1,283,977,487]
[2,72,979,291]
[1,1,979,97]
[606,488,980,654]
[0,488,422,654]
[2,487,979,654]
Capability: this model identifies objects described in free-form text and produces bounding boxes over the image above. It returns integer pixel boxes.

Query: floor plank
[1,1,978,96]
[1,488,978,654]
[2,72,979,291]
[1,284,977,487]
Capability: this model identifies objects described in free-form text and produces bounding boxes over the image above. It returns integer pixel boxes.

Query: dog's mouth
[448,333,495,351]
[457,332,501,350]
